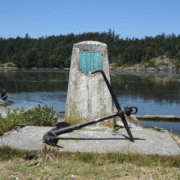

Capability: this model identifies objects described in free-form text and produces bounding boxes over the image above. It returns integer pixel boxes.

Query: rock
[113,107,141,128]
[158,65,168,71]
[168,63,177,71]
[137,66,145,72]
[25,106,37,112]
[110,56,178,73]
[53,114,58,121]
[116,67,123,71]
[146,67,156,72]
[123,67,132,71]
[128,115,141,127]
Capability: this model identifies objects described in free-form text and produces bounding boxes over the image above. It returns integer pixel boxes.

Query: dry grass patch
[0,145,180,179]
[0,157,180,179]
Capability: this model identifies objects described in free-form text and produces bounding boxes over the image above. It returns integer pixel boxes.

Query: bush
[0,105,57,136]
[28,104,57,126]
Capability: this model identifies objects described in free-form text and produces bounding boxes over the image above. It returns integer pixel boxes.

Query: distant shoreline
[1,66,180,74]
[0,66,70,71]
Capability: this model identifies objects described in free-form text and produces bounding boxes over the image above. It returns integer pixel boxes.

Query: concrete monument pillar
[65,41,113,126]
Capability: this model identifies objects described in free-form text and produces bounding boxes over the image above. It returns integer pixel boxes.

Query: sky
[1,0,180,39]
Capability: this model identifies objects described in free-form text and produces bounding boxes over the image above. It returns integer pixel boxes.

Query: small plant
[25,145,59,167]
[29,105,57,126]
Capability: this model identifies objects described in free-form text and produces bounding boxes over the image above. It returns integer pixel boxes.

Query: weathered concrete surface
[57,129,180,155]
[65,41,113,125]
[0,126,50,151]
[1,126,180,155]
[1,108,179,155]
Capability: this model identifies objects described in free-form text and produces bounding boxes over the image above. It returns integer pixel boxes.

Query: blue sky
[1,0,180,39]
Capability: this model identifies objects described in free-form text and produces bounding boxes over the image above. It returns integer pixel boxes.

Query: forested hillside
[0,29,180,68]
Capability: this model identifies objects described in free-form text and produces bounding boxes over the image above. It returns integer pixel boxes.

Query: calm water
[0,69,180,131]
[140,121,180,132]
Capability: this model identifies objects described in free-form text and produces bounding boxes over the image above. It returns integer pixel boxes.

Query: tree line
[0,29,180,68]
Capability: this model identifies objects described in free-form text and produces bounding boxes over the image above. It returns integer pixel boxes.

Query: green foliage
[0,105,57,136]
[0,31,180,67]
[29,105,57,126]
[145,59,156,68]
[174,58,180,67]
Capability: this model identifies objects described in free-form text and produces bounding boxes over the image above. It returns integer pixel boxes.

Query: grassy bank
[0,146,180,179]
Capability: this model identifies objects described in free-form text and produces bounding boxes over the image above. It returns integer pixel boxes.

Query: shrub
[28,104,57,126]
[0,105,57,136]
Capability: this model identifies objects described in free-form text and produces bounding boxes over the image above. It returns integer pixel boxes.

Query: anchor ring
[130,106,138,114]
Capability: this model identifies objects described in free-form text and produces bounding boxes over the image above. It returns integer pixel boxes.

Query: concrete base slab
[0,126,180,155]
[0,126,51,151]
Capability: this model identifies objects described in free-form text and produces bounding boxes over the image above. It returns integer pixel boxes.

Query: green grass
[0,146,180,167]
[0,146,180,179]
[59,151,180,168]
[0,146,31,161]
[0,105,57,136]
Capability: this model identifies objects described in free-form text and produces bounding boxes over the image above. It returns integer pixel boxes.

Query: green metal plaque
[79,52,101,75]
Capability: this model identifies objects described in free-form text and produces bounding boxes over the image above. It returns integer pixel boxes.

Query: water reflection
[0,70,180,117]
[10,91,67,114]
[111,72,180,116]
[140,121,180,132]
[0,70,69,92]
[111,73,180,105]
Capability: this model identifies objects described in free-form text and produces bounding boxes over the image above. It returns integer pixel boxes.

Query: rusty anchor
[43,70,138,146]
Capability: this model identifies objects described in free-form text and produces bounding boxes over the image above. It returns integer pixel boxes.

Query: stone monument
[64,41,114,126]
